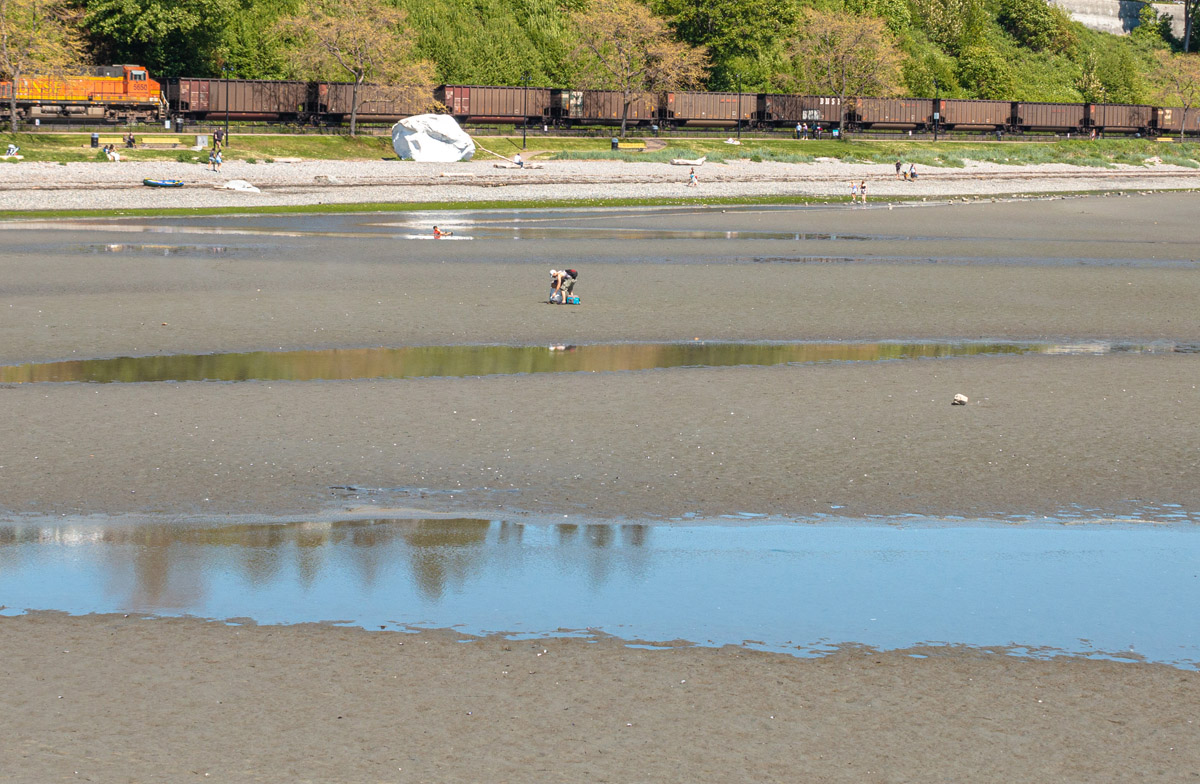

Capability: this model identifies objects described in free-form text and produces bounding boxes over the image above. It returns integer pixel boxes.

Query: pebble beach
[4,154,1200,210]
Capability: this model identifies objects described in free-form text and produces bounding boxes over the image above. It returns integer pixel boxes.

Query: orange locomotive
[0,65,164,123]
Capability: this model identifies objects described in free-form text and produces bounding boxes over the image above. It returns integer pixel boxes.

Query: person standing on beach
[859,180,867,203]
[895,160,902,178]
[687,168,698,187]
[214,149,223,172]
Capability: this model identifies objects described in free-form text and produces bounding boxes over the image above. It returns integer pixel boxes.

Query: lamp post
[522,71,530,150]
[222,66,231,144]
[736,73,742,140]
[932,78,939,142]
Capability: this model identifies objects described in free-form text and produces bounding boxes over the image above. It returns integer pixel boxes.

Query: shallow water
[1,517,1196,667]
[1,340,1191,384]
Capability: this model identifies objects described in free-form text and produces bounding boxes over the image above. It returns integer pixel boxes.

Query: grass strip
[2,188,1192,221]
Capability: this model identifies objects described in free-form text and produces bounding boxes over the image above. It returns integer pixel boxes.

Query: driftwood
[670,156,706,166]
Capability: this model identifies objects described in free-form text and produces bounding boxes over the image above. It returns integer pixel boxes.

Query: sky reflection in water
[0,518,1196,667]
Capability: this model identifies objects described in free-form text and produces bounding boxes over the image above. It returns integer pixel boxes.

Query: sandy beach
[1,161,1197,781]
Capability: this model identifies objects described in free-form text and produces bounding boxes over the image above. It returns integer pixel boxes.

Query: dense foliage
[31,0,1200,104]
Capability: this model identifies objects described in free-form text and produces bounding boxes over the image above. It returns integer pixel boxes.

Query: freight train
[4,66,1200,136]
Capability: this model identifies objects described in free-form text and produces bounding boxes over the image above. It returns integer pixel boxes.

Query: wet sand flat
[2,354,1197,520]
[2,613,1197,784]
[2,195,1200,365]
[2,192,1198,781]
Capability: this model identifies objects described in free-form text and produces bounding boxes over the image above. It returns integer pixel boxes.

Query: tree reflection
[0,341,1048,384]
[0,517,655,615]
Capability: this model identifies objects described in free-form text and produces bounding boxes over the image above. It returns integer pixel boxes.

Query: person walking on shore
[687,168,698,187]
[850,181,859,203]
[859,180,867,203]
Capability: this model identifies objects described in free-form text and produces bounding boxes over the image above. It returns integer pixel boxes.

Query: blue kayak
[143,178,184,188]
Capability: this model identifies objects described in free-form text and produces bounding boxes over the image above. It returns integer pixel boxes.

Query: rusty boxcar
[437,85,551,123]
[314,82,431,122]
[551,89,657,126]
[1154,106,1200,134]
[851,98,931,129]
[938,99,1013,130]
[1087,103,1153,133]
[167,78,307,121]
[1013,102,1086,132]
[759,94,843,127]
[662,91,755,127]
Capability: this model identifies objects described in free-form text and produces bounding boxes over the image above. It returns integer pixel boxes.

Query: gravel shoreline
[3,156,1200,210]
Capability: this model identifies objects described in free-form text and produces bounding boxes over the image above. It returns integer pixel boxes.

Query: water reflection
[1,220,884,242]
[0,517,1197,666]
[5,340,1185,384]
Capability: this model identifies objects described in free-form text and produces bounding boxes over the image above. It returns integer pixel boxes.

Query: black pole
[522,71,529,149]
[933,79,939,142]
[223,66,230,143]
[736,73,742,140]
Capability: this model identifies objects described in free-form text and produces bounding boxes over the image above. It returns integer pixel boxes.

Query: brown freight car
[315,82,432,122]
[662,91,755,127]
[851,98,931,129]
[437,85,551,123]
[938,99,1012,130]
[1013,102,1086,132]
[1087,103,1152,133]
[551,89,657,125]
[759,94,842,127]
[167,78,307,121]
[1154,106,1200,135]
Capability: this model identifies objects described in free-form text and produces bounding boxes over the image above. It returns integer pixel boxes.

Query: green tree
[653,0,800,90]
[957,43,1014,99]
[1094,46,1142,104]
[215,0,302,80]
[782,9,902,131]
[399,0,573,86]
[1153,49,1200,140]
[844,0,910,33]
[1130,4,1173,47]
[909,0,987,53]
[84,0,235,76]
[568,0,708,135]
[996,0,1074,53]
[899,31,960,97]
[278,0,435,135]
[0,0,84,132]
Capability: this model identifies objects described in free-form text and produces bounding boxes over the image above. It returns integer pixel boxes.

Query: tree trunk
[620,88,630,137]
[350,74,362,137]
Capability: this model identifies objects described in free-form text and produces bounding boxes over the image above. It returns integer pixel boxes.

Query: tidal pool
[2,340,1189,384]
[0,518,1196,667]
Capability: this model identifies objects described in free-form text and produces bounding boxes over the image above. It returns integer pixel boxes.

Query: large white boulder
[391,114,475,162]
